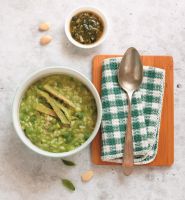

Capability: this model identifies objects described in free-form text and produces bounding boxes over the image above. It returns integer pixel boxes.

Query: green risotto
[19,75,97,153]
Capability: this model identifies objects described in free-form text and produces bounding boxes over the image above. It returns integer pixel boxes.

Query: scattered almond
[39,22,50,31]
[81,170,94,182]
[40,35,52,45]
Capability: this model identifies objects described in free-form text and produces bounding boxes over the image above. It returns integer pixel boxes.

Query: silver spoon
[118,47,143,176]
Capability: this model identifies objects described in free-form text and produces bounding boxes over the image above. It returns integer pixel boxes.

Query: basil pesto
[19,75,97,153]
[70,11,104,44]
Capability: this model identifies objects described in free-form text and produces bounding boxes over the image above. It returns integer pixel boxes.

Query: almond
[39,22,50,31]
[40,35,52,45]
[81,170,94,182]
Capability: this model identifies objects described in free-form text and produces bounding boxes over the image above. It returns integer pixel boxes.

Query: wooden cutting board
[91,55,174,166]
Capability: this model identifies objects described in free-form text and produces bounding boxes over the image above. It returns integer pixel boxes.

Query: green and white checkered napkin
[101,57,165,165]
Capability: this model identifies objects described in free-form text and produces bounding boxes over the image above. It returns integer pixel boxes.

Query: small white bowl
[65,6,108,49]
[12,67,102,158]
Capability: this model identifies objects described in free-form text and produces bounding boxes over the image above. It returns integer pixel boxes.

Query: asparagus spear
[35,103,57,117]
[55,101,71,121]
[43,85,76,109]
[37,89,70,125]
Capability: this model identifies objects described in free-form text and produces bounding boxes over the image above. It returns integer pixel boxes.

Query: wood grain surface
[91,55,174,166]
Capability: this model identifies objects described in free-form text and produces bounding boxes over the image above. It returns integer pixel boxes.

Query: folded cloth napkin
[101,57,165,165]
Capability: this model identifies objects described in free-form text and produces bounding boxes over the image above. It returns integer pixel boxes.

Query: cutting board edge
[93,55,174,67]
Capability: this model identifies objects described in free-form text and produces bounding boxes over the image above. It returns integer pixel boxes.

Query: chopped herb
[75,111,84,119]
[61,179,75,191]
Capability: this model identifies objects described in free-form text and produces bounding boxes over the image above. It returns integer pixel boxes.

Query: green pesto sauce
[70,11,104,44]
[19,75,97,153]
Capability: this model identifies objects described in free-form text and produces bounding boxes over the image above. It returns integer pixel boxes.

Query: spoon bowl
[118,47,143,93]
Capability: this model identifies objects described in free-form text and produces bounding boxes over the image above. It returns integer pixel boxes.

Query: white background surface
[0,0,184,199]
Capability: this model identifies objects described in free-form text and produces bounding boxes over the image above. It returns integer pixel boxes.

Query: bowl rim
[12,66,102,157]
[65,6,108,49]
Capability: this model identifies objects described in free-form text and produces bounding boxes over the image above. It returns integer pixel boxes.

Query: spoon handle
[122,95,134,175]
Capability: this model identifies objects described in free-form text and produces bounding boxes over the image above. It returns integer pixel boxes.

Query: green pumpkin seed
[62,159,76,166]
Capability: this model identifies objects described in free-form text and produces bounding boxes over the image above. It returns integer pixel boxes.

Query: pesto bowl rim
[12,67,102,157]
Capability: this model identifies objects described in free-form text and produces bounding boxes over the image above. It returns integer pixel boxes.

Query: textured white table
[0,0,184,199]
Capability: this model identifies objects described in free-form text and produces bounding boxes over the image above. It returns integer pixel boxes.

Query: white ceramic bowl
[65,6,108,49]
[12,67,102,158]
